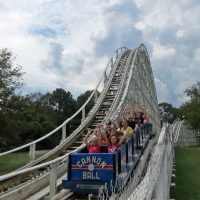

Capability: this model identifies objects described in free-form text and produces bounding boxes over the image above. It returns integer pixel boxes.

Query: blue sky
[0,0,200,107]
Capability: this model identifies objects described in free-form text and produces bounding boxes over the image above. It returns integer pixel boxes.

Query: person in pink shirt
[108,135,121,153]
[103,134,121,153]
[84,127,102,153]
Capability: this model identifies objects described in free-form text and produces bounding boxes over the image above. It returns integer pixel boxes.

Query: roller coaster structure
[0,44,163,200]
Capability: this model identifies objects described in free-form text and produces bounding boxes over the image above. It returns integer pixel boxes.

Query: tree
[180,82,200,129]
[49,88,75,125]
[76,90,95,114]
[185,81,200,102]
[158,102,180,124]
[0,49,24,111]
[0,49,26,151]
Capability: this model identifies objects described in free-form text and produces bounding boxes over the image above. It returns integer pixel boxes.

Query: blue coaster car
[62,124,151,194]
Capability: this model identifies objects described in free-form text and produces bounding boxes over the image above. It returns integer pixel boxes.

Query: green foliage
[158,102,181,124]
[76,90,95,113]
[0,49,24,112]
[180,82,200,129]
[185,81,200,102]
[0,87,96,151]
[49,88,76,124]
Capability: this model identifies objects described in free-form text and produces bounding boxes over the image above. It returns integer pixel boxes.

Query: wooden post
[29,143,36,161]
[111,58,113,68]
[95,90,98,103]
[61,124,66,143]
[49,162,57,197]
[82,106,85,123]
[104,71,107,84]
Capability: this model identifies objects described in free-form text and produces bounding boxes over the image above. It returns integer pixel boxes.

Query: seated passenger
[102,120,117,143]
[102,133,121,153]
[134,111,144,127]
[127,114,139,131]
[108,135,120,153]
[84,128,101,153]
[115,130,124,141]
[105,121,113,140]
[117,119,133,143]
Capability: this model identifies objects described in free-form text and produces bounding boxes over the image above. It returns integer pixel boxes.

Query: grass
[0,152,30,175]
[170,146,200,200]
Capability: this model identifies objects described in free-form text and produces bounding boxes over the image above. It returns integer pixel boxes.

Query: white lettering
[76,156,108,168]
[86,156,91,163]
[96,158,101,165]
[81,158,86,165]
[92,156,96,163]
[83,172,87,179]
[82,172,100,180]
[100,161,107,168]
[77,161,82,168]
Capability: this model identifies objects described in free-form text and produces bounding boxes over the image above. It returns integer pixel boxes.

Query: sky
[0,0,200,107]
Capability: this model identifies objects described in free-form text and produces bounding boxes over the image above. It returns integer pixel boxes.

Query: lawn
[0,152,30,175]
[170,146,200,200]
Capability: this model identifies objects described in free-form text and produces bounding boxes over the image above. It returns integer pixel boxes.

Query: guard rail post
[111,58,113,68]
[61,124,66,143]
[49,162,58,198]
[104,71,107,84]
[81,106,85,123]
[29,143,36,161]
[94,90,98,103]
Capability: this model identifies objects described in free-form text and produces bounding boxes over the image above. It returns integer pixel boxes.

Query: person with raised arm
[84,126,102,153]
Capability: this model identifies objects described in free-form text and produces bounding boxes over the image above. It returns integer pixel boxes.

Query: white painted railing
[0,47,128,159]
[175,123,200,146]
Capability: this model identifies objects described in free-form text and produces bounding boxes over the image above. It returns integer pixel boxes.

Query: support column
[104,71,107,84]
[49,162,57,197]
[29,143,36,161]
[94,90,98,103]
[82,106,85,123]
[111,58,113,68]
[61,124,66,143]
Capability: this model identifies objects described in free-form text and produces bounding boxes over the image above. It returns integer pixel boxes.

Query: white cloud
[154,77,170,103]
[0,0,200,107]
[176,30,185,38]
[151,41,176,60]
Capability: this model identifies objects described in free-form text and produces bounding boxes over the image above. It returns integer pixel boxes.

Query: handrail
[0,46,129,157]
